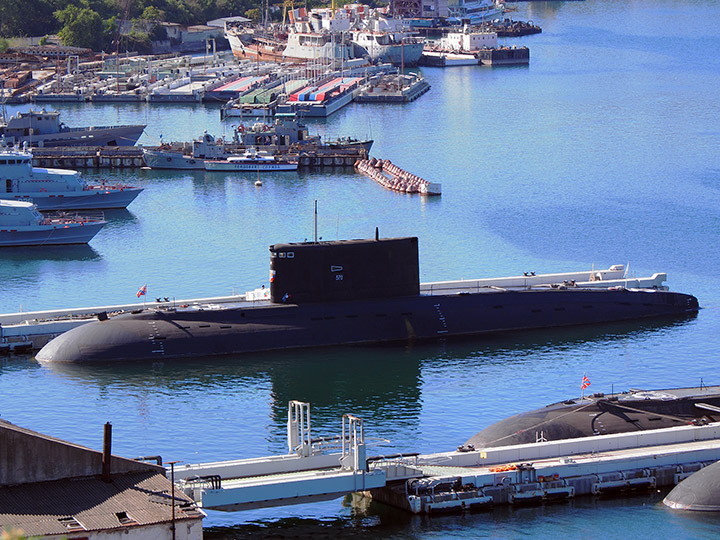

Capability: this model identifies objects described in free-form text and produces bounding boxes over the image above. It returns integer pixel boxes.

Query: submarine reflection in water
[36,236,700,364]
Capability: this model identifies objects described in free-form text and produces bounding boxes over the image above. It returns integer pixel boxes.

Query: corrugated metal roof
[0,471,203,537]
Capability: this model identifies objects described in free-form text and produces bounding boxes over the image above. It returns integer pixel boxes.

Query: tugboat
[36,233,698,363]
[0,144,142,210]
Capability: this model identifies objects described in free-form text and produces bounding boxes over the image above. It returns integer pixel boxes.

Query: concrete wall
[62,520,203,539]
[0,419,164,487]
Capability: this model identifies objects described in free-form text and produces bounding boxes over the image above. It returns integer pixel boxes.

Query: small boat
[205,147,298,172]
[0,144,142,210]
[0,108,145,148]
[0,200,105,247]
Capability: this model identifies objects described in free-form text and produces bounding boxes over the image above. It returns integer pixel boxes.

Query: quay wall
[29,147,366,169]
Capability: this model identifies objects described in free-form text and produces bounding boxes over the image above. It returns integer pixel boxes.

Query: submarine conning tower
[269,236,420,304]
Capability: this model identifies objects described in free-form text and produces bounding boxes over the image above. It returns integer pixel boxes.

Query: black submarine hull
[37,287,698,363]
[664,459,720,511]
[464,385,720,450]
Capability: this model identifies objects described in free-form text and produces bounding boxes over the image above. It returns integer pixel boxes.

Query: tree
[245,7,261,22]
[55,4,106,50]
[1,0,59,37]
[0,38,9,53]
[141,5,165,21]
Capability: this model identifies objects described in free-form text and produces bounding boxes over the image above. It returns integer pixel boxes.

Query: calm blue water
[2,0,720,537]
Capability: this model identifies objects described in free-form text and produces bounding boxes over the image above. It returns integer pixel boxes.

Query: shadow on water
[204,488,719,540]
[0,244,101,262]
[101,208,138,228]
[409,312,700,360]
[38,313,697,418]
[41,346,423,430]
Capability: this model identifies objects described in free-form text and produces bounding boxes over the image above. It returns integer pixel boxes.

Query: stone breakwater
[355,158,441,195]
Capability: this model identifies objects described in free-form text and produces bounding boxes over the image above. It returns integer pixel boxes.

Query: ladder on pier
[172,402,391,511]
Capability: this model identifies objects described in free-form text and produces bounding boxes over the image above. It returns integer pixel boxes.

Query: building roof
[0,470,203,537]
[207,16,252,28]
[186,24,219,32]
[0,418,204,536]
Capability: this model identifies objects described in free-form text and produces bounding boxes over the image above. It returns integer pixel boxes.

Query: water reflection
[203,489,706,540]
[43,346,423,431]
[102,208,138,228]
[39,314,696,440]
[0,244,101,263]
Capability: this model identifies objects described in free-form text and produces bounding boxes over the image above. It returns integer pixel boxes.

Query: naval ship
[36,234,698,363]
[0,109,145,148]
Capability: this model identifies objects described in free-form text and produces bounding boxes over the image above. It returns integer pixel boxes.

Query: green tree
[164,0,192,24]
[1,0,59,37]
[245,7,261,22]
[0,38,9,53]
[55,4,106,50]
[141,5,165,21]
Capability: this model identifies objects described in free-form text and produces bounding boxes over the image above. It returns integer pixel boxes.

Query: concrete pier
[368,422,720,514]
[31,147,146,169]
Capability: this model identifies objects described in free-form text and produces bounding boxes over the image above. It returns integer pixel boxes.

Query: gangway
[165,402,720,515]
[172,401,410,511]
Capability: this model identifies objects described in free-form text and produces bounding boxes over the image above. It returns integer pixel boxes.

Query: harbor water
[2,0,720,537]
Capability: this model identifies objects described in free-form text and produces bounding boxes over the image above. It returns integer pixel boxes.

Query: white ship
[0,200,106,247]
[0,145,142,210]
[205,148,298,172]
[351,16,425,66]
[446,0,504,25]
[282,7,358,64]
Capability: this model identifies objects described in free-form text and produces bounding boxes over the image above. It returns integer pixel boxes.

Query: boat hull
[36,287,699,363]
[205,160,298,172]
[0,189,143,210]
[361,42,425,67]
[421,51,481,66]
[7,125,146,148]
[142,149,206,170]
[0,222,105,247]
[226,31,287,63]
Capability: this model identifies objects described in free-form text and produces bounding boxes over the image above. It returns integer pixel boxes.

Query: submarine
[35,235,699,363]
[664,458,720,511]
[462,385,720,450]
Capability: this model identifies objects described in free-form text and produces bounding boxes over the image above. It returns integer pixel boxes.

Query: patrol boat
[36,233,698,364]
[0,200,105,246]
[0,109,145,148]
[0,145,142,210]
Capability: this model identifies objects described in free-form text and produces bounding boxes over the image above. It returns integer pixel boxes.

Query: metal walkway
[163,401,720,514]
[172,402,402,511]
